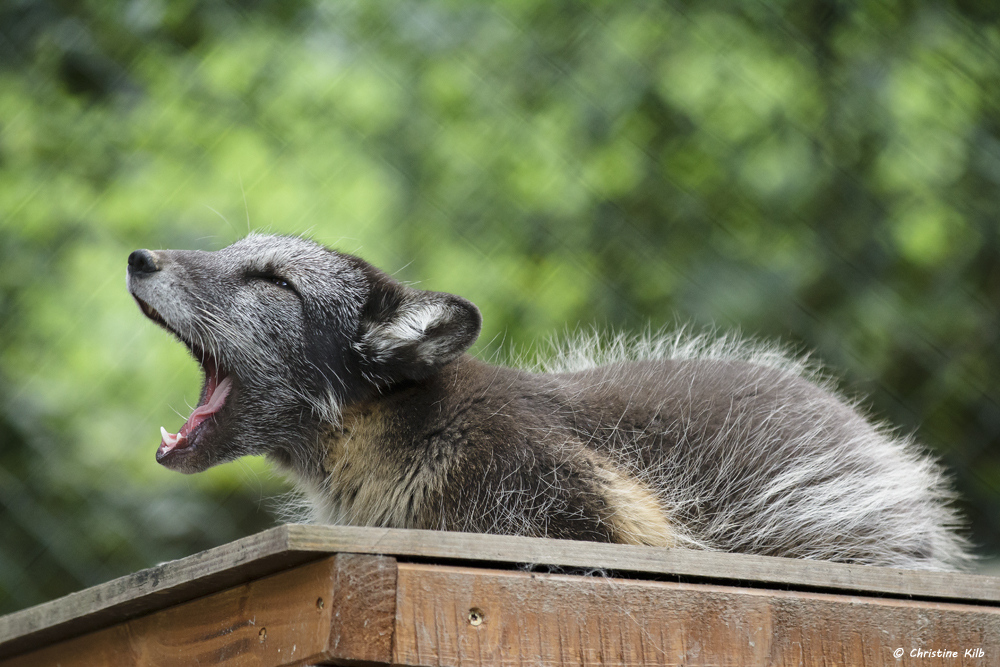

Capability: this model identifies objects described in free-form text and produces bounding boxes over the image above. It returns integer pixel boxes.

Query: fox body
[127,234,969,570]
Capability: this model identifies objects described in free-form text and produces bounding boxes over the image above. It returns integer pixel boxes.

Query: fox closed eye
[248,273,295,292]
[266,277,292,290]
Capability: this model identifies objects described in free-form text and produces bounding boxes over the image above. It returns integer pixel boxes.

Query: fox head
[126,234,481,476]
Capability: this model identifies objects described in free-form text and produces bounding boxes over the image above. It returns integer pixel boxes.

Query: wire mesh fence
[2,0,1000,614]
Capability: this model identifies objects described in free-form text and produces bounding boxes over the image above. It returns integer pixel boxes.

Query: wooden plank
[0,554,397,667]
[392,563,1000,667]
[325,552,397,664]
[281,525,1000,604]
[0,524,307,658]
[3,524,1000,658]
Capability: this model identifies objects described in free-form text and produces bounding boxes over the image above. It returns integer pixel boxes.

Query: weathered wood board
[0,554,397,667]
[393,563,999,667]
[3,557,997,666]
[1,525,998,665]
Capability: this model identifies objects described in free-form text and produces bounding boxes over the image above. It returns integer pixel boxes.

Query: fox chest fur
[127,233,970,571]
[309,357,686,546]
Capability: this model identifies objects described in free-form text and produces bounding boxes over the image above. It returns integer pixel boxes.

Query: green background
[2,0,999,614]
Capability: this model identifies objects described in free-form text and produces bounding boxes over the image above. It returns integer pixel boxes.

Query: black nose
[128,249,160,274]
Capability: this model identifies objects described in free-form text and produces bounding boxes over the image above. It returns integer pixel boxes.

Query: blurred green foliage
[2,0,1000,613]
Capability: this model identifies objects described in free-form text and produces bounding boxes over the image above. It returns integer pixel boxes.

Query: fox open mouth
[133,297,234,462]
[157,353,232,461]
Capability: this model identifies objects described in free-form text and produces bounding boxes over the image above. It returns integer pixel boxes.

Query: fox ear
[362,285,482,383]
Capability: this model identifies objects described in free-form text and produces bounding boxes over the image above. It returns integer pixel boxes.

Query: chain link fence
[2,0,1000,614]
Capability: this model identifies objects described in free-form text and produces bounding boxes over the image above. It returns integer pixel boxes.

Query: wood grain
[3,525,1000,659]
[325,552,397,664]
[392,563,1000,667]
[0,554,397,667]
[0,524,306,658]
[283,524,1000,603]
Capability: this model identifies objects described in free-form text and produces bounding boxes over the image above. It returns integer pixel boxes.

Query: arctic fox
[127,233,970,570]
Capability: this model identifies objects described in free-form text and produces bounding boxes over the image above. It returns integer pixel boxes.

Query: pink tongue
[158,375,233,457]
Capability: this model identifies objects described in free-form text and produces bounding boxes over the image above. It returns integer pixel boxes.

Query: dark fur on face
[128,234,971,571]
[127,234,479,476]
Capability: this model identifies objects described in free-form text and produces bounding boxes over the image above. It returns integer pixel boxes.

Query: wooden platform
[0,524,997,665]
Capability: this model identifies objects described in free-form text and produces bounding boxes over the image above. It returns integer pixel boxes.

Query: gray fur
[127,234,971,570]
